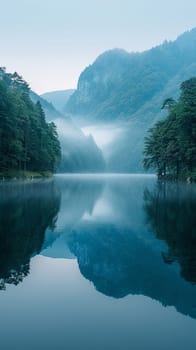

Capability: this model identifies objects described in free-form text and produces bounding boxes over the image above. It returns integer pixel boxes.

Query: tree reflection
[144,182,196,284]
[67,220,196,318]
[0,180,61,290]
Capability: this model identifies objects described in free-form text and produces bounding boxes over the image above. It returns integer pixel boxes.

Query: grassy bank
[0,170,53,180]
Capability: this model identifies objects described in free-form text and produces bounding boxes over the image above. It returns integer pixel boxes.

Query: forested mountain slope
[65,28,196,172]
[66,28,196,123]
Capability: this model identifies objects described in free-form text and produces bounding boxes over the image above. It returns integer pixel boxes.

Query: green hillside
[66,28,196,123]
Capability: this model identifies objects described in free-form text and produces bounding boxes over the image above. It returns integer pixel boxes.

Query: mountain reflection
[144,182,196,284]
[0,180,61,290]
[1,176,196,319]
[67,221,196,319]
[58,177,196,319]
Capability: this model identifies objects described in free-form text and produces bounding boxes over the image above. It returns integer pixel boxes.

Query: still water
[0,174,196,350]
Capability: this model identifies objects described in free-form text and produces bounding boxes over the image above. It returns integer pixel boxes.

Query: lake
[0,174,196,350]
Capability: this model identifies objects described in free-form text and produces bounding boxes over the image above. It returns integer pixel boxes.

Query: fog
[52,117,106,173]
[82,124,124,149]
[81,119,149,172]
[54,115,150,173]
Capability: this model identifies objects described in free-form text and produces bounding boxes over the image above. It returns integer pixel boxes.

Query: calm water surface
[0,174,196,350]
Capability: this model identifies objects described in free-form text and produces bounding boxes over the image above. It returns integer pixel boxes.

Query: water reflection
[0,175,196,320]
[144,182,196,284]
[0,180,60,289]
[42,175,104,257]
[66,222,196,319]
[46,176,196,319]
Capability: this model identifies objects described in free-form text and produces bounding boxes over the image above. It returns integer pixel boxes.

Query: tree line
[0,68,61,175]
[144,77,196,180]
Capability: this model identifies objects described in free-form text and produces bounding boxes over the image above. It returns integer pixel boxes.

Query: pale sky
[0,0,195,94]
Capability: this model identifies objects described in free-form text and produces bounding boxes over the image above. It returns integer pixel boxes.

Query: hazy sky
[0,0,195,93]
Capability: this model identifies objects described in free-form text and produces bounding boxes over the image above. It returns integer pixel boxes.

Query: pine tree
[0,68,61,176]
[143,77,196,180]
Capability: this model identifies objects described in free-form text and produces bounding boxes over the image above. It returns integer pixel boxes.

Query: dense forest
[143,77,196,180]
[0,68,61,176]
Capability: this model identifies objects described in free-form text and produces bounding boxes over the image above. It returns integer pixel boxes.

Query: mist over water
[0,1,196,348]
[0,175,196,350]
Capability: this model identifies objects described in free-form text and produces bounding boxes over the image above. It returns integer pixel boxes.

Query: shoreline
[0,170,53,180]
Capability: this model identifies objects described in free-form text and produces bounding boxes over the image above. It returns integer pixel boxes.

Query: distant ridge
[30,90,62,121]
[41,89,75,114]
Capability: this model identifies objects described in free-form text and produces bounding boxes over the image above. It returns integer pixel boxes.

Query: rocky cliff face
[66,29,196,123]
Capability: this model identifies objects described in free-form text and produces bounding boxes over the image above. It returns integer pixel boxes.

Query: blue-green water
[0,174,196,350]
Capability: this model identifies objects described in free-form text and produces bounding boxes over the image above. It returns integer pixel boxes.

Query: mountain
[41,89,75,114]
[65,28,196,172]
[66,28,196,122]
[30,91,62,121]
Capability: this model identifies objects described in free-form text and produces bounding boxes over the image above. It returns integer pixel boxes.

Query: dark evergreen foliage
[143,77,196,180]
[0,68,61,174]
